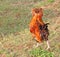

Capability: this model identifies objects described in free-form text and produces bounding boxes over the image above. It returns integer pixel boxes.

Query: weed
[30,48,54,57]
[47,0,55,3]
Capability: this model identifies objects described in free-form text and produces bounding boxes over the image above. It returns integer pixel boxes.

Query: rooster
[29,8,50,49]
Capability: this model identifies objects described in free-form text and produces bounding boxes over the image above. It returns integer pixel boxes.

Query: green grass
[0,0,60,57]
[30,47,54,57]
[0,0,31,34]
[47,0,55,3]
[33,0,55,7]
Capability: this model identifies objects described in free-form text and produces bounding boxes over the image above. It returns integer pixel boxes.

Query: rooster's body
[29,8,50,49]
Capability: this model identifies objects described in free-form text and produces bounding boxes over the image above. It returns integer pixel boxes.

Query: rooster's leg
[46,40,50,50]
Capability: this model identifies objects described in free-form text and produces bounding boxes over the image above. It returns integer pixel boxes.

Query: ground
[0,0,60,57]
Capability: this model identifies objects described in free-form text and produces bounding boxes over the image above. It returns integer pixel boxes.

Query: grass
[0,0,60,57]
[30,47,54,57]
[47,0,55,3]
[33,0,55,7]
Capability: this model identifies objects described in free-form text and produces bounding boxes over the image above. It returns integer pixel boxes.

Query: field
[0,0,60,57]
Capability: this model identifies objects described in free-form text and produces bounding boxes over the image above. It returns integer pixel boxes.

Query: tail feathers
[39,23,49,41]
